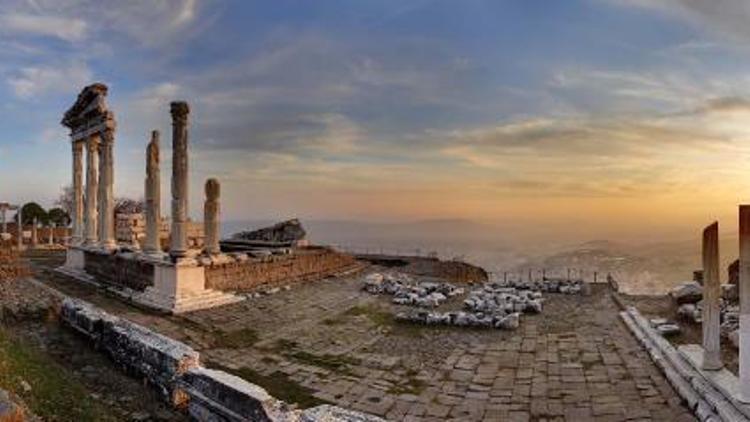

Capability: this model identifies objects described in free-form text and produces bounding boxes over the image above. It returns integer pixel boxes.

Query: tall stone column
[16,208,22,250]
[740,206,750,402]
[702,221,723,371]
[204,178,220,255]
[48,223,54,245]
[84,135,100,246]
[31,218,38,247]
[97,130,116,249]
[170,102,190,260]
[72,140,84,244]
[144,130,161,255]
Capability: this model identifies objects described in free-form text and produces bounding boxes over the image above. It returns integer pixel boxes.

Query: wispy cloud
[0,13,87,42]
[7,61,92,99]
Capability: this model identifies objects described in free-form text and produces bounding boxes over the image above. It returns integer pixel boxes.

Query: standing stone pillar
[48,223,54,245]
[702,222,723,370]
[740,206,750,402]
[72,140,84,244]
[84,135,99,246]
[15,208,22,250]
[144,130,161,255]
[204,178,221,255]
[97,131,116,249]
[169,102,190,260]
[31,218,38,247]
[1,209,6,235]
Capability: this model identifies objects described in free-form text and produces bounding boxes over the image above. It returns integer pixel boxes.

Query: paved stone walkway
[32,252,695,421]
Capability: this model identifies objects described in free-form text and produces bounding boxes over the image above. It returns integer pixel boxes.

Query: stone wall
[205,247,359,292]
[0,243,29,281]
[83,250,154,291]
[357,254,488,284]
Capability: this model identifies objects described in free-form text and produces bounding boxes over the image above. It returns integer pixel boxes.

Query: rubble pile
[363,272,464,308]
[391,283,544,331]
[495,278,585,294]
[0,243,29,281]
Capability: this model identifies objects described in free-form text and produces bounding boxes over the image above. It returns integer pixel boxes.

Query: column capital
[170,101,190,123]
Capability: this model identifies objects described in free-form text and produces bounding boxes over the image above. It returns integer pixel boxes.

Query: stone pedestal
[64,247,86,270]
[137,260,242,314]
[702,221,723,371]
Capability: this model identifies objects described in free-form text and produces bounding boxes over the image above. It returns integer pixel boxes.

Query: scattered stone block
[670,282,702,304]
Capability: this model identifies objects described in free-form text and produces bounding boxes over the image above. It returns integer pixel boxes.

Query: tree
[19,202,48,225]
[47,208,71,227]
[55,185,74,215]
[114,197,144,215]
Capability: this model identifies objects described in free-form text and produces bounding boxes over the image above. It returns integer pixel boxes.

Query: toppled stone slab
[228,219,307,248]
[61,298,199,404]
[464,285,543,314]
[670,281,703,304]
[179,367,293,422]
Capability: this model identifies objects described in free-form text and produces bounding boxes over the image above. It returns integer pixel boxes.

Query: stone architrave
[98,130,116,249]
[169,102,190,260]
[204,178,220,255]
[144,131,161,255]
[702,221,723,371]
[84,135,99,246]
[740,206,750,402]
[72,140,84,244]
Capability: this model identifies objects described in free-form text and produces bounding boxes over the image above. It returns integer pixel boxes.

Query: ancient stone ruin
[57,84,360,314]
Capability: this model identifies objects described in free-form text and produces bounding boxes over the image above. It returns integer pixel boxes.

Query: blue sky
[3,0,750,237]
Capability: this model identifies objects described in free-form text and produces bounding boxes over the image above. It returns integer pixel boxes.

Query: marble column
[702,221,723,371]
[169,102,190,260]
[144,130,161,255]
[48,223,54,245]
[204,178,220,255]
[740,206,750,402]
[84,135,99,246]
[72,140,84,244]
[31,218,38,246]
[15,208,22,250]
[97,130,115,249]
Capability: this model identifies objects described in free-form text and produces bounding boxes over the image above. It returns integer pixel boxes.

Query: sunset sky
[2,1,750,240]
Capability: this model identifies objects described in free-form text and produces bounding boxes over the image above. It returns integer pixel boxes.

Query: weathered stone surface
[170,101,190,260]
[702,221,722,371]
[203,178,221,255]
[670,281,703,304]
[144,131,161,255]
[230,218,307,246]
[61,298,199,403]
[179,367,288,422]
[301,404,386,422]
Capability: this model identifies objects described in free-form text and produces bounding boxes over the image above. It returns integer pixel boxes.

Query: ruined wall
[205,247,359,292]
[0,243,29,281]
[357,255,488,284]
[83,250,154,291]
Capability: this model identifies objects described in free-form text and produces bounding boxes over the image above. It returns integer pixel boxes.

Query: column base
[64,247,86,270]
[135,261,243,314]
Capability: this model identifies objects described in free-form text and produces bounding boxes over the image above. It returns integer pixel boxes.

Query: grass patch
[212,364,329,408]
[213,328,260,349]
[344,304,394,327]
[0,328,114,421]
[387,376,427,395]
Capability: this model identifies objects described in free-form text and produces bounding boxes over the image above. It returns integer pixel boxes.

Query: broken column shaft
[702,221,723,371]
[144,131,161,255]
[204,178,221,255]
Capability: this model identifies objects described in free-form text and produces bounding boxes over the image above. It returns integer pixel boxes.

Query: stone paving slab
[32,252,696,421]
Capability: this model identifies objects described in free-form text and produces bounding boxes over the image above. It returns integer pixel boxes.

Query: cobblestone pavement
[33,251,696,421]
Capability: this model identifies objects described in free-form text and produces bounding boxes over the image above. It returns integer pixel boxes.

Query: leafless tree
[114,197,144,215]
[55,185,74,215]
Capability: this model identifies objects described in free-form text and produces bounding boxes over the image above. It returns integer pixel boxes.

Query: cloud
[6,61,93,99]
[607,0,750,43]
[0,13,87,41]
